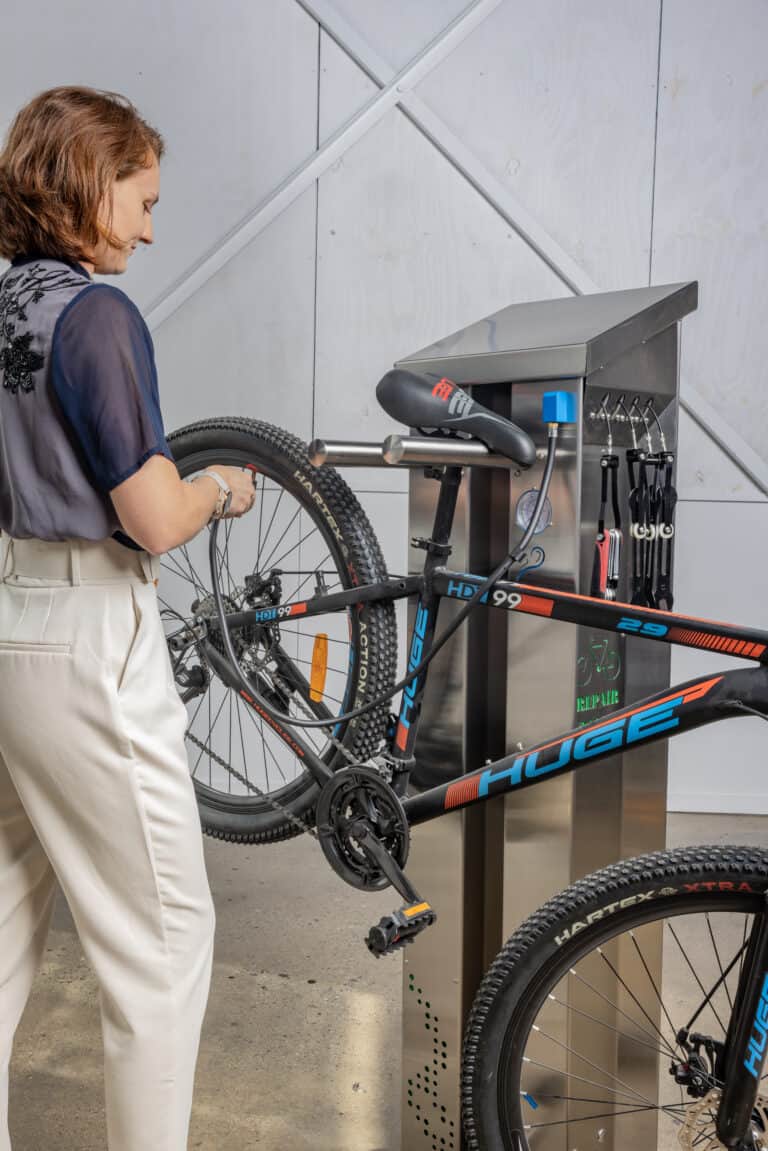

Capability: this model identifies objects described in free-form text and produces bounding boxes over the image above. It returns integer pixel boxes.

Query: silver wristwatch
[199,469,232,521]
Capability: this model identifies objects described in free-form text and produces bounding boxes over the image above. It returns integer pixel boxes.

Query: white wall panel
[415,0,661,289]
[652,0,768,465]
[677,409,763,502]
[153,189,317,441]
[318,27,379,145]
[314,94,568,474]
[322,0,473,71]
[668,500,768,811]
[0,0,319,312]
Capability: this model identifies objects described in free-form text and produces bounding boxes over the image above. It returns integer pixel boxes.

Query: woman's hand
[211,465,257,518]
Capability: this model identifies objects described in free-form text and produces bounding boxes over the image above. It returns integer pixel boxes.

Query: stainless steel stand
[394,282,698,1151]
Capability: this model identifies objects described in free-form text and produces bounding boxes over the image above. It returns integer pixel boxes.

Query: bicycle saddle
[375,369,537,468]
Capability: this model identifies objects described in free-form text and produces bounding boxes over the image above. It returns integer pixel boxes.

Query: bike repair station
[313,280,698,1150]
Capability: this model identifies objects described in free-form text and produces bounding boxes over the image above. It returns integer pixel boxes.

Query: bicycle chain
[181,677,365,843]
[184,724,321,840]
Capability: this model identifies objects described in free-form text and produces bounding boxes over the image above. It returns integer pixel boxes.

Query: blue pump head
[542,391,577,425]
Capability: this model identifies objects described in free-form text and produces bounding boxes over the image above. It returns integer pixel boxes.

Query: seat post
[422,465,462,575]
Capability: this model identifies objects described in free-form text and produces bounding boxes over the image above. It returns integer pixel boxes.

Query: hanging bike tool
[644,398,677,610]
[590,394,622,599]
[625,395,652,606]
[638,400,663,608]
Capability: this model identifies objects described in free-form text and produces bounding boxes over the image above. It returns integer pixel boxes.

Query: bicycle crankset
[315,766,437,957]
[316,766,410,891]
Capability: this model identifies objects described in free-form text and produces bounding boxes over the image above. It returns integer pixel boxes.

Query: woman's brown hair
[0,86,164,262]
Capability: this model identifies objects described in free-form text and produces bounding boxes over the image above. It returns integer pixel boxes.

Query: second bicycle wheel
[462,845,768,1151]
[159,417,398,844]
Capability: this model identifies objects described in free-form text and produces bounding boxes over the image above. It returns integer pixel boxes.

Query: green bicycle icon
[576,636,622,689]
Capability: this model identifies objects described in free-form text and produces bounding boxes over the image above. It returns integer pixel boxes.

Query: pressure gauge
[515,488,553,534]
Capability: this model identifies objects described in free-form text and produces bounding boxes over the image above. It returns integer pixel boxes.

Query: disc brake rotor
[678,1089,768,1151]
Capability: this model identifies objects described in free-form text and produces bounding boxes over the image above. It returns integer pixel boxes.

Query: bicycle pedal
[365,901,437,958]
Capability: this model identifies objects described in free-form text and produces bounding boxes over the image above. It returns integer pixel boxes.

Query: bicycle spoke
[254,474,266,565]
[288,653,349,678]
[268,524,327,575]
[628,928,679,1044]
[189,686,230,780]
[524,1100,690,1129]
[597,945,683,1058]
[256,497,299,574]
[160,548,206,597]
[522,1058,664,1111]
[706,913,733,1012]
[227,685,233,792]
[215,534,237,601]
[545,991,672,1059]
[667,923,727,1035]
[184,691,210,761]
[526,1092,697,1112]
[739,916,749,984]
[569,967,678,1061]
[530,1024,657,1107]
[278,628,351,647]
[242,701,290,787]
[682,936,748,1034]
[178,542,210,598]
[252,485,286,574]
[234,681,250,795]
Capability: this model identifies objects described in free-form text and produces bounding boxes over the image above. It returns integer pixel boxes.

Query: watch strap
[200,468,231,495]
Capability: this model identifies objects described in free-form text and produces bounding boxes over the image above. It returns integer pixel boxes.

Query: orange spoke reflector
[310,634,328,702]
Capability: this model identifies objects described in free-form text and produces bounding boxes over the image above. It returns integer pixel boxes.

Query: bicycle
[157,369,768,1151]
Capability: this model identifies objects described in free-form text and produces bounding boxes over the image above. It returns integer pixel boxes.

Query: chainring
[315,766,410,891]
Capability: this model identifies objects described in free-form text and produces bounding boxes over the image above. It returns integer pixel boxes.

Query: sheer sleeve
[51,284,175,493]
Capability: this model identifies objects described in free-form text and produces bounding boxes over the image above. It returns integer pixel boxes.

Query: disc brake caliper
[671,1031,724,1098]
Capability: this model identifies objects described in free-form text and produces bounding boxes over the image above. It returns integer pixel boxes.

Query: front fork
[717,894,768,1146]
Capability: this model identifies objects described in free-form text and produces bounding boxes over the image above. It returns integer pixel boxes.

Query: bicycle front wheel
[462,845,768,1151]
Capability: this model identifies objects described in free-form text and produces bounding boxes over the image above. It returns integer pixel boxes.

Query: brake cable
[205,427,559,731]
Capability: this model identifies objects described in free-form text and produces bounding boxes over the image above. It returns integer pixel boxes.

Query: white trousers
[0,533,216,1151]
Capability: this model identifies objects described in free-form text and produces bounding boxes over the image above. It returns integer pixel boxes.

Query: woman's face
[80,151,160,276]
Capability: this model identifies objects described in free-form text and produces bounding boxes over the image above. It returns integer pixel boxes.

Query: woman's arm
[110,454,219,555]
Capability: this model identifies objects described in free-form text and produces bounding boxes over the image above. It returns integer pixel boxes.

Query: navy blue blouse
[51,282,175,492]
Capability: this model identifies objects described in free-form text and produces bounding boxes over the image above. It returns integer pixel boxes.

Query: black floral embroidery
[0,265,85,395]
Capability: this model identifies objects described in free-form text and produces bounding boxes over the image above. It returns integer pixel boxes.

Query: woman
[0,86,256,1150]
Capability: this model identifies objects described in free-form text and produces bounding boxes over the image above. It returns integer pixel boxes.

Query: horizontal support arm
[307,435,555,469]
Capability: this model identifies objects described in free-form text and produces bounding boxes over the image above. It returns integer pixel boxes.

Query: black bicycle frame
[202,463,768,826]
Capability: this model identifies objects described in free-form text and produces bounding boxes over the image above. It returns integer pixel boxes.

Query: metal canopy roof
[396,281,698,383]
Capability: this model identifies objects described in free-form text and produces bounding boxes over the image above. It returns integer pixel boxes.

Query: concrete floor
[8,812,768,1150]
